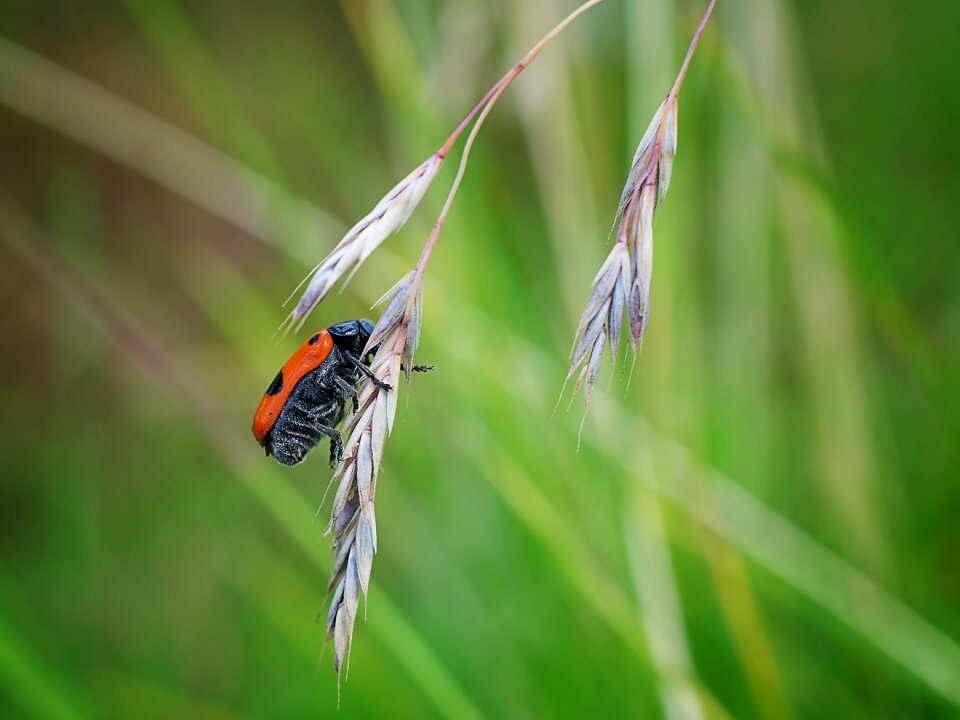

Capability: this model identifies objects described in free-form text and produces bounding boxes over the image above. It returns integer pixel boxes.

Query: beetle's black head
[327,319,377,357]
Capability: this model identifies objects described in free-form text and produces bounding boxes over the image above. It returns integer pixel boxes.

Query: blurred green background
[2,0,959,717]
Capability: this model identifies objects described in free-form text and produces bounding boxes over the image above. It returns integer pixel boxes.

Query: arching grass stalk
[316,0,607,684]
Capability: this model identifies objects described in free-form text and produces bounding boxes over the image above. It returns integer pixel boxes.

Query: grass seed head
[562,92,680,423]
[322,270,422,679]
[562,241,630,421]
[283,154,442,333]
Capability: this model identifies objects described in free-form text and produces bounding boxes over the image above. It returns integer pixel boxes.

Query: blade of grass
[625,463,705,720]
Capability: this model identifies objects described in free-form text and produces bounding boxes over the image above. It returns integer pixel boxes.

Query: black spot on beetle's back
[309,333,321,345]
[266,371,284,396]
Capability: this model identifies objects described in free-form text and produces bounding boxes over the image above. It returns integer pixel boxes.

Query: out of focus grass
[1,0,959,718]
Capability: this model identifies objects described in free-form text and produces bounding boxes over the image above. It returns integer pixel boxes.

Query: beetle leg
[343,351,393,392]
[329,434,343,468]
[333,376,360,413]
[296,400,343,467]
[309,422,343,468]
[401,363,434,373]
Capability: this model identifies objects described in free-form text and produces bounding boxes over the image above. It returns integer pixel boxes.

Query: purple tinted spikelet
[561,0,716,428]
[562,95,675,423]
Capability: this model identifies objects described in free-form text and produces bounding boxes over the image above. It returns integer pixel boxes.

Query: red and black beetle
[252,320,388,467]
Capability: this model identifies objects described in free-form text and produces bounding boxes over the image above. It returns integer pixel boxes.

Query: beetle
[252,320,389,467]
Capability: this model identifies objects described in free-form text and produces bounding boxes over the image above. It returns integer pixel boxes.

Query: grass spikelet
[561,0,716,424]
[323,271,421,682]
[281,155,443,335]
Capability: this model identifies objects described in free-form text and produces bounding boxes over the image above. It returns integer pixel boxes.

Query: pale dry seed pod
[283,154,442,333]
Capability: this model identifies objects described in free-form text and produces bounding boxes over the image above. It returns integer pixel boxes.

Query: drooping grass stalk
[316,0,609,682]
[626,476,706,720]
